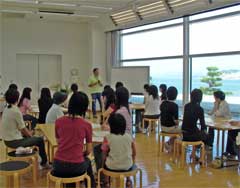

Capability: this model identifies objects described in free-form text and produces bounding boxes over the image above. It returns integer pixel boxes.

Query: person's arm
[21,128,33,137]
[84,123,93,156]
[16,110,32,137]
[132,140,136,162]
[199,107,207,131]
[101,137,110,166]
[215,101,231,118]
[102,106,114,120]
[88,77,99,87]
[173,103,179,125]
[98,79,103,87]
[208,102,217,115]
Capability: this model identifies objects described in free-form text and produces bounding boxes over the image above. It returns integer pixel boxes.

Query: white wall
[2,17,91,93]
[89,22,107,84]
[0,13,3,95]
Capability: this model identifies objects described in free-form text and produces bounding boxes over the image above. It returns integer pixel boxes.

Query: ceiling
[0,0,240,28]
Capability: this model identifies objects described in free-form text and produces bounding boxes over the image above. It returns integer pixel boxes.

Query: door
[16,54,39,104]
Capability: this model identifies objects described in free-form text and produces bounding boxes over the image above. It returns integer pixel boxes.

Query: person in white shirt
[143,85,161,129]
[46,91,67,124]
[208,90,232,147]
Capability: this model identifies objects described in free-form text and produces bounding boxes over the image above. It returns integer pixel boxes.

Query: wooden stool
[158,131,181,155]
[97,167,142,188]
[142,118,160,133]
[47,171,91,188]
[0,160,32,188]
[7,150,38,184]
[176,141,206,168]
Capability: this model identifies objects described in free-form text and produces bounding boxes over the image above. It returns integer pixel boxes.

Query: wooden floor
[0,119,240,187]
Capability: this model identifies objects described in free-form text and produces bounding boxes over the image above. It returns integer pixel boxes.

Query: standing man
[88,68,103,118]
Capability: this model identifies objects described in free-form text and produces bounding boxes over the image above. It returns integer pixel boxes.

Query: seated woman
[182,89,210,145]
[18,87,38,129]
[143,85,160,130]
[208,91,231,148]
[46,91,67,124]
[2,89,49,168]
[160,86,181,151]
[101,113,136,188]
[38,88,53,124]
[52,92,95,187]
[135,84,149,133]
[102,87,116,124]
[115,86,132,135]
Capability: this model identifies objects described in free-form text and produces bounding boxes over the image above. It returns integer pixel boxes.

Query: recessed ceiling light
[0,9,34,14]
[3,0,39,4]
[73,14,99,18]
[80,5,112,10]
[40,2,77,7]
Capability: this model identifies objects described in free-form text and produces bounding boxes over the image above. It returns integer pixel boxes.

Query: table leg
[221,130,225,167]
[217,130,220,156]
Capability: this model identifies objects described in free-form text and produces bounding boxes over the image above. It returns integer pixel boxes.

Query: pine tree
[200,66,222,95]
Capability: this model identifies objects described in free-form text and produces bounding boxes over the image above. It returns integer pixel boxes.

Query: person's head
[53,92,67,105]
[191,89,203,104]
[115,82,124,90]
[159,84,167,93]
[8,83,18,90]
[115,86,129,111]
[93,68,99,77]
[18,87,32,106]
[40,88,51,100]
[213,90,225,102]
[103,88,116,110]
[5,89,20,108]
[148,85,159,100]
[103,85,111,91]
[167,86,178,101]
[68,91,89,117]
[143,84,150,92]
[108,113,126,135]
[70,83,78,93]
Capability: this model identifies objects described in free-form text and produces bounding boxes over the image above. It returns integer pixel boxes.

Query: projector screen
[110,66,150,93]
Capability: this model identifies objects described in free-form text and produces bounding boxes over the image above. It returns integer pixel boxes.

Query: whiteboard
[111,66,150,93]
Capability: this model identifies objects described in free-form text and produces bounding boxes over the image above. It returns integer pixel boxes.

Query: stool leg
[139,169,142,188]
[76,181,80,188]
[32,157,38,184]
[158,134,160,156]
[134,175,137,188]
[200,144,206,167]
[119,175,124,188]
[161,136,165,152]
[13,173,20,188]
[181,144,185,168]
[5,176,11,188]
[55,180,61,188]
[47,174,50,188]
[86,175,91,188]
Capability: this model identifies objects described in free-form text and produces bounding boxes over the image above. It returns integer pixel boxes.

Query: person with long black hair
[52,91,95,187]
[2,89,49,168]
[159,84,167,101]
[38,88,53,123]
[18,87,38,129]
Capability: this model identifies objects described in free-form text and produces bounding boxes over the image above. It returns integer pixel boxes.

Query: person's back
[116,106,132,135]
[38,98,53,124]
[145,95,160,115]
[2,105,25,141]
[55,116,92,163]
[19,98,31,115]
[182,102,203,134]
[104,133,133,170]
[160,100,178,127]
[46,104,63,124]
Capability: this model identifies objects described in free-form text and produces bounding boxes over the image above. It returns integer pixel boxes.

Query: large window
[120,5,240,117]
[121,24,183,59]
[191,54,240,116]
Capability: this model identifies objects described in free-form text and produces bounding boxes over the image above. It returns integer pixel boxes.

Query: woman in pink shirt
[52,92,95,187]
[18,87,38,129]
